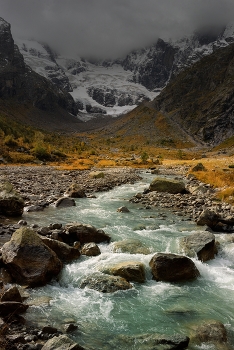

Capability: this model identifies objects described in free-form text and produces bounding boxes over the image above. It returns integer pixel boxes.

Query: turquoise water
[23,172,234,349]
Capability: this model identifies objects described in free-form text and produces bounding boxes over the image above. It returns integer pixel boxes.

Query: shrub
[4,135,18,147]
[32,145,51,161]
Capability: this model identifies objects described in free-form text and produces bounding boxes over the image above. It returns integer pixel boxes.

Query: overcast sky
[1,0,234,59]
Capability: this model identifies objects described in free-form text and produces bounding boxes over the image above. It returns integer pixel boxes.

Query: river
[22,171,234,349]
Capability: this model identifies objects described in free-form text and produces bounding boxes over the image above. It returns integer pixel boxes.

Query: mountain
[0,17,81,132]
[15,23,234,120]
[98,42,234,146]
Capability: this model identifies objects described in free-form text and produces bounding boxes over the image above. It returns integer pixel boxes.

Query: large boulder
[112,239,150,254]
[64,184,86,198]
[41,237,81,262]
[0,179,24,216]
[42,334,85,350]
[1,227,62,287]
[103,261,145,283]
[149,176,186,194]
[149,253,200,282]
[65,222,110,244]
[180,231,217,262]
[80,273,132,293]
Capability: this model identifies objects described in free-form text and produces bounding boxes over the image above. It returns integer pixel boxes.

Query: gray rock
[181,231,217,262]
[64,184,86,198]
[191,320,227,345]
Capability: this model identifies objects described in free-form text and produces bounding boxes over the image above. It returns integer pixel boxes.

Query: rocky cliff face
[0,17,78,128]
[152,42,234,144]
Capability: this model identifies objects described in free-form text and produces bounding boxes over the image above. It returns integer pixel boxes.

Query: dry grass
[164,156,234,204]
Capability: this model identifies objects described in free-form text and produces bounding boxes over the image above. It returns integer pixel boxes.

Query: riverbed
[21,171,234,349]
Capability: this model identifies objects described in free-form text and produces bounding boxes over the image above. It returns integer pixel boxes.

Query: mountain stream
[22,172,234,349]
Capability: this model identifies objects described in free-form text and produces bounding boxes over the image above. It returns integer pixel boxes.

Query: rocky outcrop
[0,179,24,216]
[1,227,62,286]
[149,177,186,194]
[149,253,200,282]
[0,17,79,131]
[80,273,132,293]
[122,39,177,90]
[180,231,217,262]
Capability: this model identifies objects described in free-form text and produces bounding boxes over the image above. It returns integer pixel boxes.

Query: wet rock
[191,320,227,346]
[112,239,151,254]
[1,227,62,287]
[24,205,44,212]
[64,184,86,198]
[103,261,146,283]
[149,253,200,282]
[0,301,28,317]
[113,333,190,350]
[0,179,24,216]
[42,325,58,334]
[41,334,85,350]
[80,273,132,293]
[41,237,81,262]
[81,242,101,256]
[117,206,130,213]
[64,323,78,333]
[65,222,110,244]
[54,197,76,208]
[180,231,217,262]
[1,285,22,302]
[149,177,186,194]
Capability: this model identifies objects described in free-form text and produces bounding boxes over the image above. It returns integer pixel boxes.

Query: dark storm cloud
[1,0,234,59]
